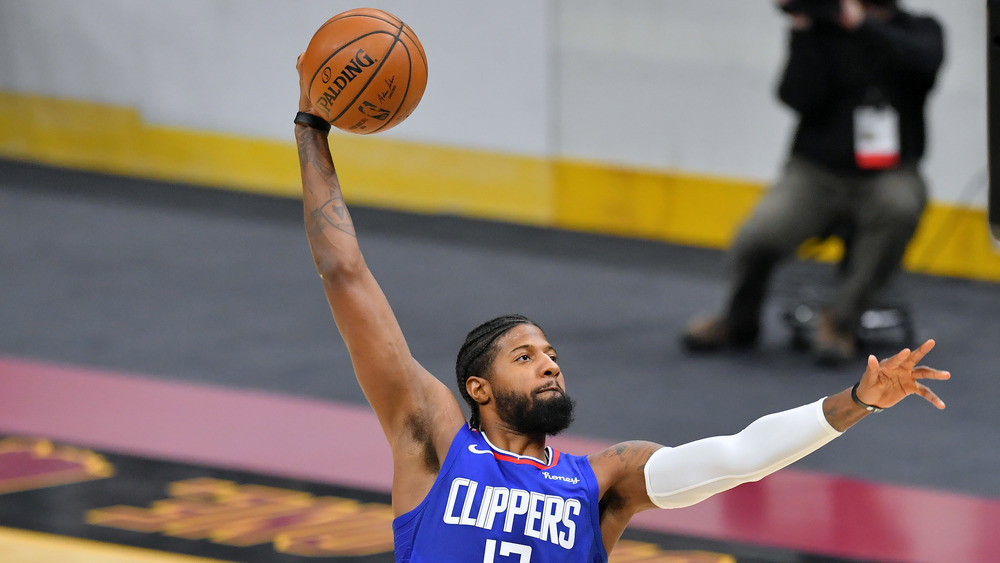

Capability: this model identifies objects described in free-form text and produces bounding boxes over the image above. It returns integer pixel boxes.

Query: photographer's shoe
[814,310,855,365]
[680,315,758,352]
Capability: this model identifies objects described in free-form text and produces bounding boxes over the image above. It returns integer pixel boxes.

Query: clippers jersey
[392,425,607,562]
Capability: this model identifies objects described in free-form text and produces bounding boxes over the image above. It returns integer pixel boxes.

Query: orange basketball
[300,8,427,135]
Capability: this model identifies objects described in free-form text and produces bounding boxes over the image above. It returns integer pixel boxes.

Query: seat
[781,222,917,351]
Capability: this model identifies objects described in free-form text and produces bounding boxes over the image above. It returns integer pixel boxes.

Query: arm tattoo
[608,441,649,473]
[295,127,336,177]
[311,197,356,237]
[823,396,866,431]
[296,126,356,238]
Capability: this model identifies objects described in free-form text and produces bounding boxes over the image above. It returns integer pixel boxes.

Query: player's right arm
[294,56,465,513]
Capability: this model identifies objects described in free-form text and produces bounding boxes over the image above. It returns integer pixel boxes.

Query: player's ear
[466,376,491,405]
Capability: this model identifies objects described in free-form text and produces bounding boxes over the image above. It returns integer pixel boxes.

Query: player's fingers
[901,339,935,369]
[912,366,951,381]
[882,347,910,370]
[913,382,946,410]
[863,354,879,379]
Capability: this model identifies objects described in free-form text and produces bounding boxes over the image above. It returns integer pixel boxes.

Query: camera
[779,0,841,21]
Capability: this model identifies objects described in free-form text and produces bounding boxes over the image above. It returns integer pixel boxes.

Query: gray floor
[2,158,998,500]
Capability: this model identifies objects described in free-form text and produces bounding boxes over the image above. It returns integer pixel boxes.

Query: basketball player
[293,56,950,562]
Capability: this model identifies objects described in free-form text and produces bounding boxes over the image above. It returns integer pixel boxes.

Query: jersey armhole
[580,456,610,562]
[392,425,472,530]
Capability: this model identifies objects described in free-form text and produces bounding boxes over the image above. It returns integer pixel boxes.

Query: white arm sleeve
[644,398,841,509]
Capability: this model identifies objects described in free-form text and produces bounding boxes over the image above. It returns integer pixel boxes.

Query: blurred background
[0,0,994,279]
[1,1,999,562]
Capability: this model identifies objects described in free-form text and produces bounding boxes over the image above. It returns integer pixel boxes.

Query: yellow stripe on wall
[551,159,763,247]
[2,91,999,282]
[0,93,301,198]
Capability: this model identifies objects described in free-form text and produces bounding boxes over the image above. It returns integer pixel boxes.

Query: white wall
[0,0,987,206]
[553,1,791,178]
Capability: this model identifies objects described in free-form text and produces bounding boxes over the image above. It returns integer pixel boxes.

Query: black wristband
[294,111,331,134]
[851,382,884,413]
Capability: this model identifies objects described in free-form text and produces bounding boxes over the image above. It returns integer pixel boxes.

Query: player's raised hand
[295,54,316,115]
[855,339,951,410]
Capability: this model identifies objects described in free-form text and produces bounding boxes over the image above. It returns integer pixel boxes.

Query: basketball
[300,8,427,135]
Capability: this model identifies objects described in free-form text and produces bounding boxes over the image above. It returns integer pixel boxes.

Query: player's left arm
[855,8,944,81]
[591,340,949,546]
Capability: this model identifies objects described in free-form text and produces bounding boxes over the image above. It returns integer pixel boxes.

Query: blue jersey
[392,425,607,562]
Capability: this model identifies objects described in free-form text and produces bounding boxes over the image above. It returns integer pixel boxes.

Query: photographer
[682,0,944,364]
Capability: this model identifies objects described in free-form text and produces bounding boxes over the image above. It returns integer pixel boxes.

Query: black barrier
[989,0,1000,240]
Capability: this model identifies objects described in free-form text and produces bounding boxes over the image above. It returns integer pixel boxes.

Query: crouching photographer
[681,0,944,364]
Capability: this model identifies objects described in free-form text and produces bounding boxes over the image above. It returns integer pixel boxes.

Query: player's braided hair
[456,314,538,429]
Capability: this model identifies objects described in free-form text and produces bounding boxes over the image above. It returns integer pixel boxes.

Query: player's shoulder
[587,440,663,516]
[587,440,662,477]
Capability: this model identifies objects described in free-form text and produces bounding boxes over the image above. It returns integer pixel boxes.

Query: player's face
[489,324,575,436]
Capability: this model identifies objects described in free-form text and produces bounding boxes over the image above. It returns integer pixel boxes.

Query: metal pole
[988,0,1000,240]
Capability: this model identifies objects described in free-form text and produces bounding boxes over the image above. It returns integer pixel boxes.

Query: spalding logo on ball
[301,8,427,134]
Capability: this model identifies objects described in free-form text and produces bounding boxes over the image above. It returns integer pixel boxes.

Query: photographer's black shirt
[777,9,944,172]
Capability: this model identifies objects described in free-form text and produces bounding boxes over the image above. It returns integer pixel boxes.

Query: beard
[493,387,576,436]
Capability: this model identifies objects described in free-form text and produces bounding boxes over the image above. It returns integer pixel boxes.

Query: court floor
[2,159,999,562]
